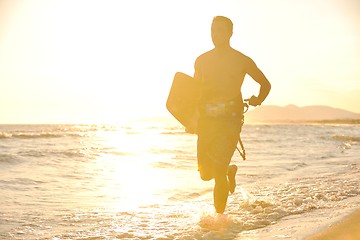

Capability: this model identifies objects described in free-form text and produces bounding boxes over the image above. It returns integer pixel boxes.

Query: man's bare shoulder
[196,49,215,61]
[195,49,215,69]
[231,49,252,62]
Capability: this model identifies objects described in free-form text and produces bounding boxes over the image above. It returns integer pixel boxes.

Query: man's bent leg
[228,165,238,194]
[198,156,214,181]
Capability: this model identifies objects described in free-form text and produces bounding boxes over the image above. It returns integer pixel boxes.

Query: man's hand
[244,95,262,107]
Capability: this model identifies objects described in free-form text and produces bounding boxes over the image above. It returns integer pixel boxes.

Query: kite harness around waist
[199,97,249,161]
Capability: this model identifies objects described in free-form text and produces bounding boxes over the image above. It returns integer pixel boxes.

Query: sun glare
[89,127,180,210]
[1,0,212,123]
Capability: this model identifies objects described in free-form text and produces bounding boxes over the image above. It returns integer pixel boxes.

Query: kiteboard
[166,72,200,134]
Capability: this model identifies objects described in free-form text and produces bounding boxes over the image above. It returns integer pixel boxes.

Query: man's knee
[199,169,213,181]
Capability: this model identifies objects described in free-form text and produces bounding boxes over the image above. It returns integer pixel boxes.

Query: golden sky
[1,0,359,124]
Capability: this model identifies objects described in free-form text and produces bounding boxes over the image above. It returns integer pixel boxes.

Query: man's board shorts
[197,98,244,180]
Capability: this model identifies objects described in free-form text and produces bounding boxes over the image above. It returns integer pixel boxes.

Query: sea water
[0,119,359,240]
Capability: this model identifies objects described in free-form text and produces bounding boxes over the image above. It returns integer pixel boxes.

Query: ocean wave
[332,135,360,142]
[13,148,99,160]
[152,161,176,169]
[0,132,84,139]
[168,192,201,201]
[0,132,12,139]
[161,131,189,135]
[284,162,308,171]
[229,181,358,233]
[107,150,128,156]
[0,154,20,164]
[160,125,188,135]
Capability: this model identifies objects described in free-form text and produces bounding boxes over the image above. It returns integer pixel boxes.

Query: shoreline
[305,208,360,240]
[235,195,360,240]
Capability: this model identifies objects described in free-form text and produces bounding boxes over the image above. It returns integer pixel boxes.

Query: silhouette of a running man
[194,16,271,214]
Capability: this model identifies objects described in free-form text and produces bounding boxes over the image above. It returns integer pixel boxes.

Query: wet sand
[306,208,360,240]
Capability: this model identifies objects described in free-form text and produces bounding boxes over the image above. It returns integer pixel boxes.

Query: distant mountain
[245,105,360,123]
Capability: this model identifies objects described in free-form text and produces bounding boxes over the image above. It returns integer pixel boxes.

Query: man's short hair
[212,16,233,32]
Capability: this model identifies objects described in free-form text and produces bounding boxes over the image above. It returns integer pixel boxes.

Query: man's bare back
[194,47,256,103]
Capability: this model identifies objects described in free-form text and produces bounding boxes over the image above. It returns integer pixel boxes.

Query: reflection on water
[0,122,360,239]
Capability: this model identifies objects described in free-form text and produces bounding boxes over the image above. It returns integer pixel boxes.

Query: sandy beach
[306,208,360,240]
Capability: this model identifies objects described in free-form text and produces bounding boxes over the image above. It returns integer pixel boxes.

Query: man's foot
[228,165,238,194]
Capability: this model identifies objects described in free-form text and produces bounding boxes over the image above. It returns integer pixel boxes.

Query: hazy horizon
[1,103,359,125]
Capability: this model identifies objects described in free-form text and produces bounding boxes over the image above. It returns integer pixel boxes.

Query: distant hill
[245,105,360,123]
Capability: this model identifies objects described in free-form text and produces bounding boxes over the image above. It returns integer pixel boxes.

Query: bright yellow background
[1,0,359,123]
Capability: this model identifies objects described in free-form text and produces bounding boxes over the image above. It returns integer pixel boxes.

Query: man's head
[211,16,233,48]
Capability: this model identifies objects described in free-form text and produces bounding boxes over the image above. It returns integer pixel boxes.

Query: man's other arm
[246,58,271,106]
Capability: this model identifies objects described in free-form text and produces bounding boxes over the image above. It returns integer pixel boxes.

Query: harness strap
[236,136,246,160]
[236,102,249,160]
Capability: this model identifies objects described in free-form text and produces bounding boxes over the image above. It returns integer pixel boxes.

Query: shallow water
[1,120,359,239]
